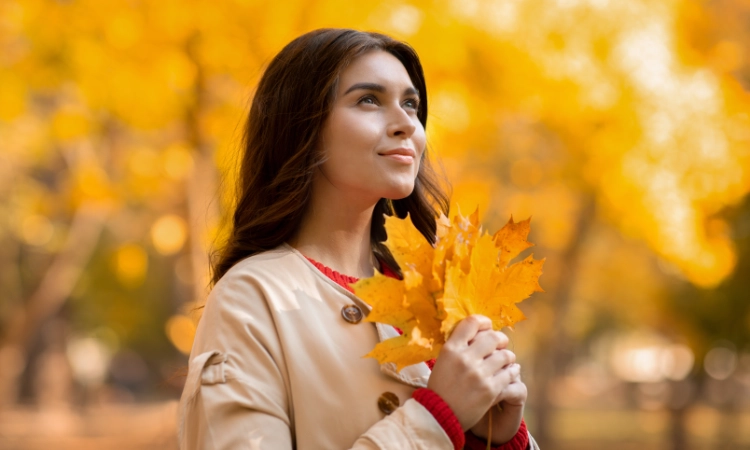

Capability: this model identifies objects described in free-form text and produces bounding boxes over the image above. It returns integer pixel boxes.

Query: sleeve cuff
[464,418,529,450]
[412,388,465,450]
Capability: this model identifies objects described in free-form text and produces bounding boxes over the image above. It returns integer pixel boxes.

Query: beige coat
[178,244,539,449]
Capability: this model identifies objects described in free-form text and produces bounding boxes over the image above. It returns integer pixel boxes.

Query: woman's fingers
[497,368,527,406]
[493,363,519,388]
[428,315,526,430]
[467,329,509,358]
[502,382,527,404]
[492,363,522,401]
[482,349,516,375]
[448,315,492,347]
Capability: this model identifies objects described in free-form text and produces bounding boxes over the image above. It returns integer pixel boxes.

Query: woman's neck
[289,180,379,279]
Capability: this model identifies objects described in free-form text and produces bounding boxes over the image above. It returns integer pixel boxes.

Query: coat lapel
[282,243,432,390]
[374,322,431,389]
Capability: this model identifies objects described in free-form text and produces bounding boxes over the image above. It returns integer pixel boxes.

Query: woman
[179,28,539,449]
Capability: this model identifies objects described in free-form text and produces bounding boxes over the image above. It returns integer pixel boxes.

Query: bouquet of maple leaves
[353,210,544,371]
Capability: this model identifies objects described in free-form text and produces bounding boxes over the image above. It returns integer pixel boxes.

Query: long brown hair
[211,28,449,284]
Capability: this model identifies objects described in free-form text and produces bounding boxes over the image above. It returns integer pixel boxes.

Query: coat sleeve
[178,268,454,450]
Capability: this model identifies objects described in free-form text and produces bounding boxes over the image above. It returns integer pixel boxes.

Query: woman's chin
[382,185,416,201]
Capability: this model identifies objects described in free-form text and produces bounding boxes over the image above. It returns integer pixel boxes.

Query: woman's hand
[427,315,520,430]
[468,366,527,444]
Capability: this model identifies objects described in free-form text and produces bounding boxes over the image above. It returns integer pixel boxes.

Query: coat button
[377,392,400,415]
[341,304,363,324]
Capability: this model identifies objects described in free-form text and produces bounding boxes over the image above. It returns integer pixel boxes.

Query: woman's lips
[380,153,414,164]
[379,148,416,164]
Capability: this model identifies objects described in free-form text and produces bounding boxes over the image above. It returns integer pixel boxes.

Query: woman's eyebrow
[343,82,419,98]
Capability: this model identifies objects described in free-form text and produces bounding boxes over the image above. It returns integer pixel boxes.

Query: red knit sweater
[306,256,529,450]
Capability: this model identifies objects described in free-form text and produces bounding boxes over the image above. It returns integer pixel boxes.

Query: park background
[1,0,750,448]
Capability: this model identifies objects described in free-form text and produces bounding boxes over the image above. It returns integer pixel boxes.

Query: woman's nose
[386,105,417,138]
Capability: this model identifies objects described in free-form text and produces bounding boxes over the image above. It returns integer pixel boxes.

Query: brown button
[341,304,363,324]
[378,392,400,415]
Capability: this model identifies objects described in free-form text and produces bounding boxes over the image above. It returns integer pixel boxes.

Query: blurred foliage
[1,1,750,447]
[667,195,750,363]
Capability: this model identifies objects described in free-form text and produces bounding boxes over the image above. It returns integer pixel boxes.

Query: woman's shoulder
[218,244,301,283]
[190,248,300,371]
[202,245,304,317]
[208,243,327,305]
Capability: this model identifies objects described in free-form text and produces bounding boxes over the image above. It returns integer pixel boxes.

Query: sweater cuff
[464,418,529,450]
[412,388,465,450]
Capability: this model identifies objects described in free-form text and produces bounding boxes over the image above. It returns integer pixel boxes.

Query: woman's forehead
[338,51,415,94]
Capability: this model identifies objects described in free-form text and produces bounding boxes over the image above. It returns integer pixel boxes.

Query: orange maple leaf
[352,210,544,371]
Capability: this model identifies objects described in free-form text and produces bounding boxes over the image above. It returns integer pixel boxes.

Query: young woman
[179,28,539,450]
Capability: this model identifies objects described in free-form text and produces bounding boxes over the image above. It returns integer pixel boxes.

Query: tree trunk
[184,31,220,309]
[531,194,596,448]
[669,405,688,450]
[0,203,108,408]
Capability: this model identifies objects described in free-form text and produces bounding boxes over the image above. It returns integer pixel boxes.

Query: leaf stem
[486,407,492,450]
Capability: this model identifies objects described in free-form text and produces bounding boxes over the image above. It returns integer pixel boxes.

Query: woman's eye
[358,95,377,105]
[404,98,420,110]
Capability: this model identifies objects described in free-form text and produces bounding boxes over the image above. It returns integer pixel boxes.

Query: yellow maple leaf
[354,215,445,370]
[441,216,544,337]
[382,214,438,291]
[432,209,481,288]
[353,211,544,371]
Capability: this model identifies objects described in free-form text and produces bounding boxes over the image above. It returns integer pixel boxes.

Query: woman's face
[316,50,426,205]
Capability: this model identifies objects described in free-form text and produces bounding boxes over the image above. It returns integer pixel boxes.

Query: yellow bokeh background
[1,0,750,448]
